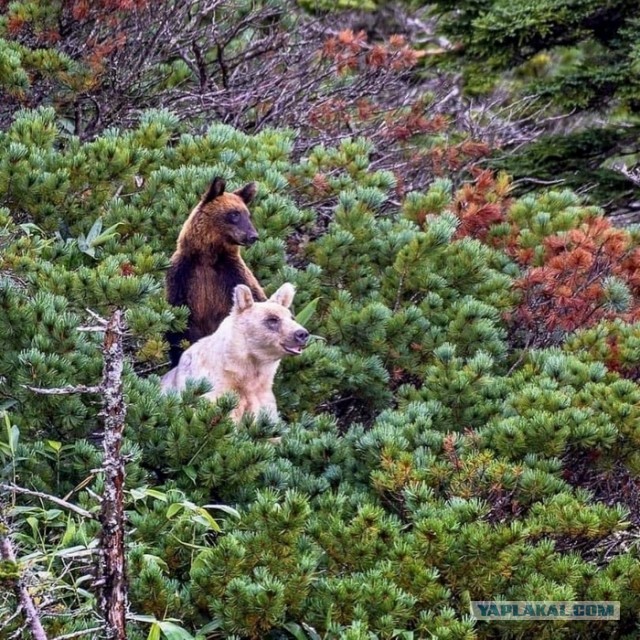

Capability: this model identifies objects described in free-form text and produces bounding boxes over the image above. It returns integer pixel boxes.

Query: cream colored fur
[161,283,307,421]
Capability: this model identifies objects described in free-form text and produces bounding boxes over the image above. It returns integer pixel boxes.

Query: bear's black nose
[294,329,309,345]
[245,233,259,245]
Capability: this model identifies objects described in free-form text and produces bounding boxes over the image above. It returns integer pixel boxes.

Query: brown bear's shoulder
[165,176,265,366]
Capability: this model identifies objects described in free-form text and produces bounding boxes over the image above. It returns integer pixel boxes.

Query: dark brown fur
[166,177,266,366]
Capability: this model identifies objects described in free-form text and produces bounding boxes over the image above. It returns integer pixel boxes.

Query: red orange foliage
[304,30,427,139]
[68,0,148,22]
[85,33,128,72]
[321,29,419,75]
[450,171,640,346]
[514,218,640,342]
[383,105,448,142]
[309,32,492,194]
[6,14,26,35]
[451,169,512,241]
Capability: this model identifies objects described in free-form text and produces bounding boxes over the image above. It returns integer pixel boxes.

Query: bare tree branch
[614,162,640,188]
[1,484,96,519]
[0,516,49,640]
[24,385,102,395]
[18,309,129,639]
[52,628,103,640]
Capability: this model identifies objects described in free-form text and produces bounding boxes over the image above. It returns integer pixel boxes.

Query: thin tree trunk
[97,310,128,640]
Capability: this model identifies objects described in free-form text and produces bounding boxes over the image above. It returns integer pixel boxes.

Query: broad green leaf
[157,620,196,640]
[26,516,39,535]
[197,619,223,634]
[143,553,170,572]
[0,399,17,412]
[45,440,62,453]
[165,503,184,519]
[9,424,20,455]
[203,503,240,518]
[19,222,44,236]
[183,466,197,484]
[74,573,95,587]
[131,614,158,623]
[144,489,169,501]
[6,418,19,453]
[193,509,222,531]
[92,222,122,246]
[295,297,320,326]
[60,516,76,546]
[130,486,168,502]
[85,218,103,244]
[147,623,161,640]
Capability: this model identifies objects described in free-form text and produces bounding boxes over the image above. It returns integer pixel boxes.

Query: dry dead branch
[0,515,49,640]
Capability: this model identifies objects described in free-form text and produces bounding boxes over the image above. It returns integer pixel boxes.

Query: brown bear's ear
[269,283,295,309]
[234,182,257,204]
[202,176,226,203]
[233,285,254,313]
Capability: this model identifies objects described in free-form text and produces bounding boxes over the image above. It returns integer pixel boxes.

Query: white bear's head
[230,283,309,361]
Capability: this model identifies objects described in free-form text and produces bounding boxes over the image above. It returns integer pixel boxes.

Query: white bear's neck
[220,334,280,389]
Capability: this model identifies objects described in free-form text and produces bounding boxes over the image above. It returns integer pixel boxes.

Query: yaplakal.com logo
[470,601,620,621]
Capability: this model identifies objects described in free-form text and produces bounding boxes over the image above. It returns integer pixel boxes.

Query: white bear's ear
[269,283,295,308]
[233,285,254,312]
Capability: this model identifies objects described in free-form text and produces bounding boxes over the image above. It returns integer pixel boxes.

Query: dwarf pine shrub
[2,108,640,638]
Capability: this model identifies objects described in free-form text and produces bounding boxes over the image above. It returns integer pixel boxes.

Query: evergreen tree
[429,0,640,209]
[430,0,640,113]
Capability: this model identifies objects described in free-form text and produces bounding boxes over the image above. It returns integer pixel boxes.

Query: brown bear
[166,176,266,366]
[160,283,309,421]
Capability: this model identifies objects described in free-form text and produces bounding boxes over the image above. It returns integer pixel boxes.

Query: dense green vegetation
[3,107,640,639]
[431,0,640,209]
[431,0,640,112]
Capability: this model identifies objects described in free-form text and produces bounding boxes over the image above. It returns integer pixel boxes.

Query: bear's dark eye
[227,211,240,223]
[264,316,280,330]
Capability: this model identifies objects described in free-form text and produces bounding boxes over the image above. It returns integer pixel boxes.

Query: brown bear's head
[231,283,310,361]
[179,176,259,252]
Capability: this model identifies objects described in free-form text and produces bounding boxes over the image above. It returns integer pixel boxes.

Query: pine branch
[24,309,122,397]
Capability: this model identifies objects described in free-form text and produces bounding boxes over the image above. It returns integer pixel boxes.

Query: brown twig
[52,628,103,640]
[24,384,102,395]
[0,519,49,640]
[1,484,95,519]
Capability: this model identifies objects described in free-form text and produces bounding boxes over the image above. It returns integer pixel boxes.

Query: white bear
[161,283,309,421]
